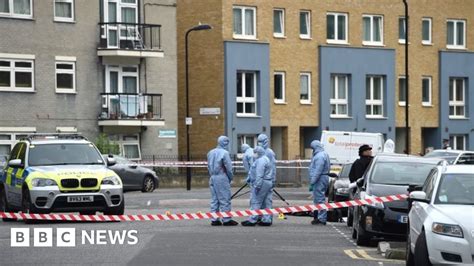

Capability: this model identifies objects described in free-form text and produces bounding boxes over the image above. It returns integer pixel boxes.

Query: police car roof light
[23,133,88,142]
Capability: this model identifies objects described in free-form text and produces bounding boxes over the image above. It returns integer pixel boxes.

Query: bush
[95,133,120,155]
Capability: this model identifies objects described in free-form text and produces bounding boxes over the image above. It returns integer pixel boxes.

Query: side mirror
[410,191,429,203]
[8,159,23,168]
[407,184,423,193]
[106,157,116,167]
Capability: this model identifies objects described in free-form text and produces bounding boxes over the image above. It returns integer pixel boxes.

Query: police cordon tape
[0,194,408,222]
[137,159,312,167]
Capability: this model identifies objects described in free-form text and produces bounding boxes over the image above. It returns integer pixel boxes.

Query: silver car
[104,155,159,193]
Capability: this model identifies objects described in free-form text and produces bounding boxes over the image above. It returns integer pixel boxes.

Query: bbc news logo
[11,228,139,247]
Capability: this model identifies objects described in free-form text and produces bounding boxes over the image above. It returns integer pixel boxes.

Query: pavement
[0,187,405,266]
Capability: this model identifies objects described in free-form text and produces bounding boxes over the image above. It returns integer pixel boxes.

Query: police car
[0,134,124,219]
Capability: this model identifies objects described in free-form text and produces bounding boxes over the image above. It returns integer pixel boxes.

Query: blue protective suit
[246,146,273,224]
[241,144,254,183]
[308,140,330,223]
[257,134,276,186]
[207,136,234,222]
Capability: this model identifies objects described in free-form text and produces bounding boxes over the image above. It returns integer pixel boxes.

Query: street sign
[185,117,192,125]
[159,130,177,138]
[199,107,221,115]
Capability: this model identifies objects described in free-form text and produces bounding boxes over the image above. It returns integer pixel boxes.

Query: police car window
[9,143,22,161]
[28,144,104,166]
[17,143,26,163]
[456,153,474,165]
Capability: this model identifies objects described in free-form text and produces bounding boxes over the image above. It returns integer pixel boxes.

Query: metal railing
[100,93,162,120]
[99,22,161,51]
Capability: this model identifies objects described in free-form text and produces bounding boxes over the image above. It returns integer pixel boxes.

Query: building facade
[177,0,474,159]
[0,0,178,159]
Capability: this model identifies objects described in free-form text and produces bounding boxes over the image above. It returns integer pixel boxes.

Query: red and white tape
[137,159,312,168]
[0,194,408,222]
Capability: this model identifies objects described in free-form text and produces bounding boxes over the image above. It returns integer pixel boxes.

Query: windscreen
[435,174,474,205]
[29,144,104,166]
[370,162,437,185]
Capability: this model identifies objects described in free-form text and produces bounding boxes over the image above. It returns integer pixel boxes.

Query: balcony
[98,93,164,127]
[97,23,164,58]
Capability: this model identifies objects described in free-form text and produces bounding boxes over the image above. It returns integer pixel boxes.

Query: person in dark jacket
[349,145,373,183]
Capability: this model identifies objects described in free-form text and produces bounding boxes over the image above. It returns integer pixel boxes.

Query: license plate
[398,215,408,224]
[67,196,94,203]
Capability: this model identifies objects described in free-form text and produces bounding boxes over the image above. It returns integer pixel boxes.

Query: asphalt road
[0,188,404,266]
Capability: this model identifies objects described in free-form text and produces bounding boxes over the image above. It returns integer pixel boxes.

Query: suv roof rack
[22,133,88,142]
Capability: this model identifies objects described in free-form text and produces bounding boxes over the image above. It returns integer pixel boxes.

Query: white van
[320,131,384,165]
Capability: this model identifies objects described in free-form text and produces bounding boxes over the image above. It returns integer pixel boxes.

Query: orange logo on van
[328,137,336,144]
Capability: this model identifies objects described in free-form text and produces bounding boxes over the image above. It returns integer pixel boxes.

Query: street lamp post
[185,24,212,191]
[403,0,410,154]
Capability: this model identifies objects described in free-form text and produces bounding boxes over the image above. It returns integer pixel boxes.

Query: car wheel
[104,198,125,216]
[406,227,415,266]
[22,187,41,224]
[346,207,353,227]
[0,187,15,222]
[355,210,370,246]
[414,230,432,266]
[141,175,155,193]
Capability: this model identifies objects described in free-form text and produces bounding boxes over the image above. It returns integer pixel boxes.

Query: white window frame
[55,61,76,94]
[273,71,285,104]
[366,76,384,118]
[0,58,34,92]
[422,17,432,45]
[233,6,257,40]
[327,12,348,44]
[110,134,141,160]
[398,17,406,44]
[446,19,466,49]
[398,76,406,106]
[54,0,74,22]
[0,0,33,19]
[362,14,384,46]
[300,72,312,104]
[273,8,285,38]
[299,10,311,39]
[449,78,466,119]
[236,71,257,117]
[450,135,466,151]
[422,76,432,106]
[0,131,35,156]
[105,65,139,94]
[330,75,349,118]
[237,135,257,154]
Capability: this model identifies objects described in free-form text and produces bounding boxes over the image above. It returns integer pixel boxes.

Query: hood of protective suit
[217,136,230,150]
[311,140,324,154]
[241,143,250,153]
[254,146,266,158]
[257,134,269,149]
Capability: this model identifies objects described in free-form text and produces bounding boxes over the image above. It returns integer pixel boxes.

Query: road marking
[343,249,405,264]
[344,249,359,259]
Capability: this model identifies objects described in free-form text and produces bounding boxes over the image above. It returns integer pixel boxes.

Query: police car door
[4,142,26,207]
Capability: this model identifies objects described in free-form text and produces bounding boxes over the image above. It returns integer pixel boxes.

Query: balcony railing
[98,22,162,52]
[99,93,163,122]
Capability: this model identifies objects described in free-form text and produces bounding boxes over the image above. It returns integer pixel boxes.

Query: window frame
[422,76,432,106]
[105,65,139,94]
[326,12,348,44]
[236,71,258,117]
[0,0,33,19]
[446,19,466,49]
[299,72,312,104]
[55,61,76,94]
[237,135,257,154]
[398,17,406,44]
[448,78,466,119]
[299,10,311,39]
[398,76,406,106]
[0,58,35,92]
[54,0,75,23]
[233,5,257,40]
[273,71,286,104]
[109,134,141,160]
[362,14,384,46]
[422,17,432,45]
[365,76,384,118]
[330,74,349,118]
[273,8,285,38]
[449,135,466,151]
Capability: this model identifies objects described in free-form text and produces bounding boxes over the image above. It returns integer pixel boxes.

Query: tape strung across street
[0,194,408,222]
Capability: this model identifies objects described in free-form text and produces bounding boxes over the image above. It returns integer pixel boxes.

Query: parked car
[351,153,442,245]
[424,149,474,165]
[407,164,474,265]
[104,155,159,193]
[327,163,352,222]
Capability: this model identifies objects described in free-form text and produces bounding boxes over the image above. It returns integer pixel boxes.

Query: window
[449,135,466,150]
[327,13,348,43]
[449,78,466,118]
[103,0,138,47]
[236,72,257,116]
[399,17,406,43]
[300,10,311,39]
[330,75,349,117]
[274,72,285,103]
[398,76,406,106]
[457,153,474,165]
[422,18,432,44]
[0,132,34,158]
[362,15,383,45]
[233,6,256,39]
[108,134,141,160]
[55,61,76,93]
[447,20,466,49]
[105,65,138,93]
[237,135,257,153]
[0,0,32,18]
[0,58,34,92]
[422,76,432,106]
[366,76,384,118]
[273,9,285,37]
[300,72,311,103]
[54,0,74,22]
